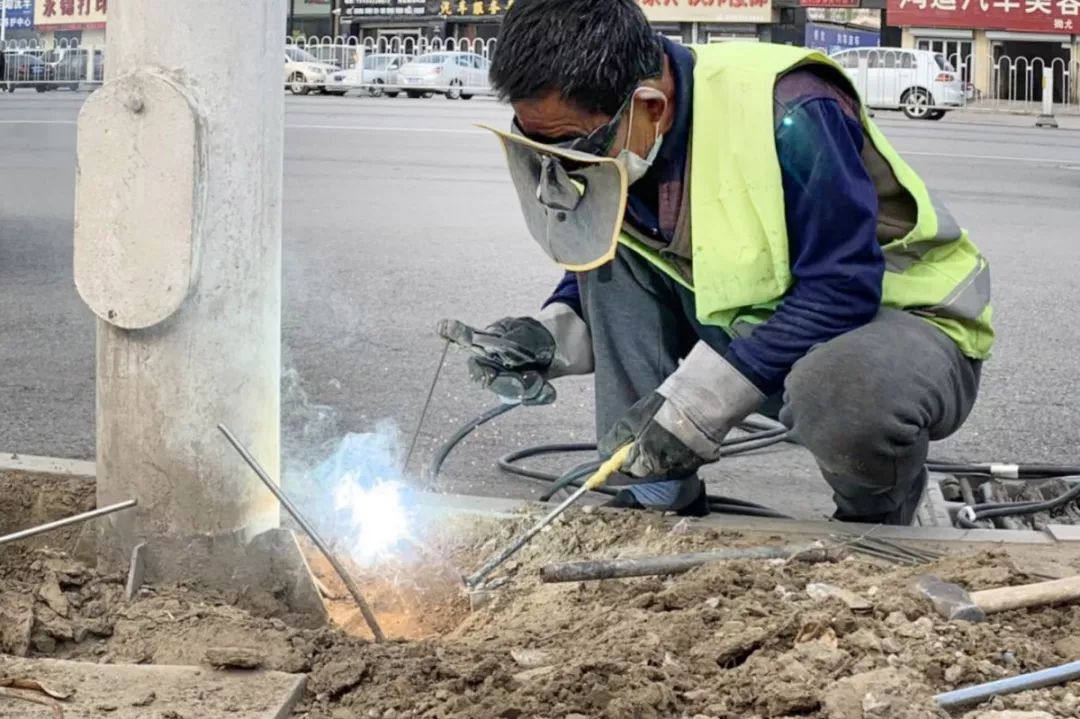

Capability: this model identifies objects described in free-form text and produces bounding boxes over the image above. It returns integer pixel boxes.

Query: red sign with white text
[887,0,1078,33]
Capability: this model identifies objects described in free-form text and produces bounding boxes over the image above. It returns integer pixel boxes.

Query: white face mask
[617,90,665,185]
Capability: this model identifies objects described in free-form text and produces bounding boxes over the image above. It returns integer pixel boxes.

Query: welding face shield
[481,123,629,273]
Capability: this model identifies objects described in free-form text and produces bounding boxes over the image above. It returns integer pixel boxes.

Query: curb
[0,452,95,478]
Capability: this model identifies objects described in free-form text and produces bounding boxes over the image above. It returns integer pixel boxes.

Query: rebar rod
[218,423,386,642]
[0,500,137,547]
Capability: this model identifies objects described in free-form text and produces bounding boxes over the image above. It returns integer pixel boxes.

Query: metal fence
[806,46,1078,118]
[4,35,1078,116]
[1,39,104,92]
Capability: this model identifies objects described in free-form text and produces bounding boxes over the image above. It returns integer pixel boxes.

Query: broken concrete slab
[0,656,306,719]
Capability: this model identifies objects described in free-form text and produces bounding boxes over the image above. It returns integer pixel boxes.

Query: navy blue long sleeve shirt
[544,39,883,397]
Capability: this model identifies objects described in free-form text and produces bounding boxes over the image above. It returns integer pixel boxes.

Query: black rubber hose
[927,462,1080,479]
[956,478,1080,528]
[427,402,517,481]
[427,402,1080,527]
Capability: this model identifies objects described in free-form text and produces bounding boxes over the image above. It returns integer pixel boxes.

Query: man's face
[512,90,664,161]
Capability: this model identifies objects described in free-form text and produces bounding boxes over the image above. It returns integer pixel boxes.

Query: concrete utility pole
[74,0,286,574]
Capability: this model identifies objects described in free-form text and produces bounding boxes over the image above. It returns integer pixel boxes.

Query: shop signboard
[436,0,513,17]
[34,0,105,30]
[887,0,1078,33]
[341,0,426,18]
[805,21,880,52]
[635,0,773,24]
[3,0,34,32]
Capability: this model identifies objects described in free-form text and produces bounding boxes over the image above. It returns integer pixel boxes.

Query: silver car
[396,51,491,100]
[325,53,412,97]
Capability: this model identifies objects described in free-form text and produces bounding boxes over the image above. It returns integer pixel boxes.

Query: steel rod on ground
[935,660,1080,710]
[218,423,386,643]
[466,482,592,588]
[540,543,839,583]
[0,500,137,548]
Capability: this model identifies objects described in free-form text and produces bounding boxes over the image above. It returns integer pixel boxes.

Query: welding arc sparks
[333,476,409,561]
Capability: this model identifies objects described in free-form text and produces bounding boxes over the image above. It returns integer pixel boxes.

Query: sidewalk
[942,108,1080,129]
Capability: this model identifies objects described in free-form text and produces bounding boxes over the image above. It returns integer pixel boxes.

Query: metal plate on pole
[74,70,203,330]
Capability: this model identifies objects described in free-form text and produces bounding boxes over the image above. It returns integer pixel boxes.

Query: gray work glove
[439,303,593,406]
[599,342,764,480]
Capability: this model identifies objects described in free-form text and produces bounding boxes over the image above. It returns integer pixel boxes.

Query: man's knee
[780,340,922,484]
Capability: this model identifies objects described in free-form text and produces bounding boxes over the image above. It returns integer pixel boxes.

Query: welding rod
[0,500,137,548]
[465,444,632,589]
[218,423,386,643]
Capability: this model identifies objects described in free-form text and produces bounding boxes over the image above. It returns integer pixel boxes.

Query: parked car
[830,48,965,120]
[3,53,55,93]
[284,46,340,95]
[324,53,412,97]
[40,48,93,90]
[396,51,491,100]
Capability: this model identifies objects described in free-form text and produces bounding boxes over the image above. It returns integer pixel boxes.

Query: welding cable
[427,402,518,482]
[495,435,793,518]
[426,402,793,518]
[955,477,1080,529]
[430,403,1080,526]
[927,461,1080,480]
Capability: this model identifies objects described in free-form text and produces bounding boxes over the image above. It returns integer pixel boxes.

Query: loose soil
[3,507,1080,719]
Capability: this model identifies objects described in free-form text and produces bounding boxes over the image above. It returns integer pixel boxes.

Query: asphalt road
[2,91,1080,519]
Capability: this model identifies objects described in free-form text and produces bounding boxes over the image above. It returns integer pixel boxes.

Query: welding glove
[445,303,593,406]
[599,342,764,480]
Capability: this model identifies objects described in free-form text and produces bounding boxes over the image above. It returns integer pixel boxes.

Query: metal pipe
[540,543,837,583]
[218,424,386,643]
[935,660,1080,710]
[0,500,137,547]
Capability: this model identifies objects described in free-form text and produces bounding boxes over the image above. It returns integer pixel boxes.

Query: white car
[284,46,340,95]
[831,48,965,120]
[396,52,492,100]
[324,53,412,98]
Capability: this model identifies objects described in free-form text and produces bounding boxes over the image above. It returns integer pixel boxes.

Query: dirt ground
[2,508,1080,719]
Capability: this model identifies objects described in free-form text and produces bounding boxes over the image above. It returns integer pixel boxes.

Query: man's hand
[438,303,594,406]
[599,342,765,480]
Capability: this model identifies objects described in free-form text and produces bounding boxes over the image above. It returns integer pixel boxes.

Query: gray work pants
[577,247,982,523]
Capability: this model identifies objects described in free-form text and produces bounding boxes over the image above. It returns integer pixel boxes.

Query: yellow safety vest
[619,42,993,360]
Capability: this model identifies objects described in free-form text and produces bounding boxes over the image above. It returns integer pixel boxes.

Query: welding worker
[448,0,993,523]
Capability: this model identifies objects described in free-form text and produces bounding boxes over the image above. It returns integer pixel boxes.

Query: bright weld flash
[333,475,408,561]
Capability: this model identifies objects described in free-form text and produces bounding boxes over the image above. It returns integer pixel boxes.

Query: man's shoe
[602,489,646,510]
[674,480,711,517]
[602,481,711,517]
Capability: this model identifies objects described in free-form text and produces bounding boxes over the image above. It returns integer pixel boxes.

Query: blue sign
[2,0,34,31]
[804,22,879,55]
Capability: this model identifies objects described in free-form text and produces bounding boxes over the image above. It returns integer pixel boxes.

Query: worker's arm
[722,71,884,396]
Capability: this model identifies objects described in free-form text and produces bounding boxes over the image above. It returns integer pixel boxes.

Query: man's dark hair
[490,0,663,116]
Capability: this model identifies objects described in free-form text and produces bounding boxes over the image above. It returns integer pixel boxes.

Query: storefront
[633,0,777,43]
[435,0,510,41]
[888,0,1078,104]
[32,0,105,48]
[288,0,334,39]
[340,0,443,44]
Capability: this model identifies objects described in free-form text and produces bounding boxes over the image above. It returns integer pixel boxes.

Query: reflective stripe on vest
[617,43,994,360]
